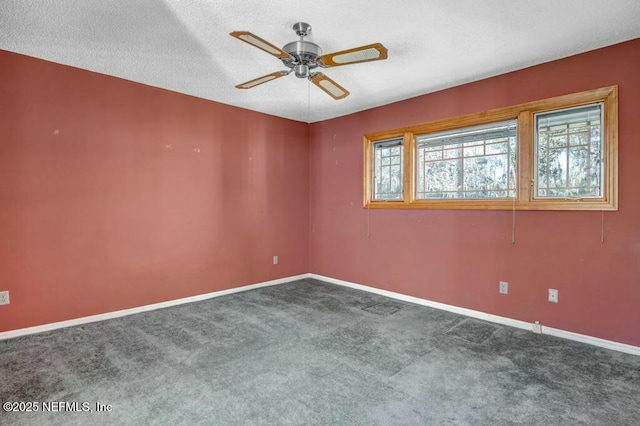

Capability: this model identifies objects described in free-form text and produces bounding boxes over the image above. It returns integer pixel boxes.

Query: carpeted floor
[1,278,639,425]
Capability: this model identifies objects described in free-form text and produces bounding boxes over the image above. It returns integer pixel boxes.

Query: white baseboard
[0,274,309,341]
[308,273,640,357]
[540,325,640,356]
[3,272,638,356]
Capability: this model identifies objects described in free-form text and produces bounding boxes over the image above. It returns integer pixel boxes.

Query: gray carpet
[1,279,639,425]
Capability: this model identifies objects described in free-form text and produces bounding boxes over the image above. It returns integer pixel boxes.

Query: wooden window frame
[363,86,618,211]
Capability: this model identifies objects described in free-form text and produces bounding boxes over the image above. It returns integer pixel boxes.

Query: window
[534,104,603,199]
[416,120,517,199]
[372,138,404,200]
[363,86,617,210]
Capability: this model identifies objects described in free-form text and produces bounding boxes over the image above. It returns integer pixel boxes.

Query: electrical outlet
[499,281,508,294]
[532,321,542,334]
[0,290,9,306]
[273,255,278,265]
[548,289,559,303]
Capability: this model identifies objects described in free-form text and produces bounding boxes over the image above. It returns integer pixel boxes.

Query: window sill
[364,199,617,211]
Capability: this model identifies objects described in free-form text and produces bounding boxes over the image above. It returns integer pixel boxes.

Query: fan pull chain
[511,196,516,244]
[367,203,371,238]
[307,78,311,123]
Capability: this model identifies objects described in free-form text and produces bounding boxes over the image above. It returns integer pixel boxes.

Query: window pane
[535,103,603,198]
[372,138,403,200]
[415,120,517,199]
[486,142,507,154]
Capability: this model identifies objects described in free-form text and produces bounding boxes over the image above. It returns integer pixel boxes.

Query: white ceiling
[2,1,639,123]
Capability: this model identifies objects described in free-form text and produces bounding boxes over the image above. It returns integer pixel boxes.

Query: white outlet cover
[499,281,508,294]
[273,256,278,265]
[0,290,9,305]
[548,289,559,303]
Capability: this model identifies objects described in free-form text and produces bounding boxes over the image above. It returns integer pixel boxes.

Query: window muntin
[534,103,603,198]
[372,138,403,200]
[416,120,517,199]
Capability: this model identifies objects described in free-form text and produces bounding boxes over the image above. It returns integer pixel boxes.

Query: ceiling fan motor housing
[282,23,322,78]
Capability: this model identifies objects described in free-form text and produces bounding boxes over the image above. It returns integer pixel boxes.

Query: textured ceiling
[2,1,639,123]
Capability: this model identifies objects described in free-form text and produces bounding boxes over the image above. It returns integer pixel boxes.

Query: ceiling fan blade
[230,31,292,60]
[310,73,350,100]
[236,71,289,89]
[318,43,388,67]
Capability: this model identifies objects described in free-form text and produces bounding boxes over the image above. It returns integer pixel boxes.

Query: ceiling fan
[230,22,388,100]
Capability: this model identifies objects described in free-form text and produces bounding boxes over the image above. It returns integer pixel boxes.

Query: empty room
[1,1,639,424]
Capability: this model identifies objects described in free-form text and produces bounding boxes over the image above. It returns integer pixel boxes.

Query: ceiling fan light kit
[230,22,388,100]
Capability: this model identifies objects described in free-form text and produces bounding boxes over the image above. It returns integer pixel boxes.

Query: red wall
[309,39,640,346]
[2,40,639,347]
[0,50,309,332]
